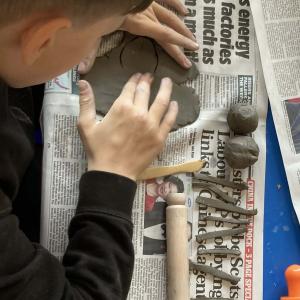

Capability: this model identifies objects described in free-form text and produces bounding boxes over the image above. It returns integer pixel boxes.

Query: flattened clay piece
[199,215,250,225]
[196,227,246,243]
[84,34,200,130]
[196,196,258,216]
[197,248,241,256]
[189,261,240,284]
[224,136,259,169]
[193,173,248,190]
[227,104,258,134]
[192,181,237,204]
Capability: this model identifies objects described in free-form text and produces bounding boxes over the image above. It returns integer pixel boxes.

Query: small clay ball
[227,104,258,134]
[224,136,259,169]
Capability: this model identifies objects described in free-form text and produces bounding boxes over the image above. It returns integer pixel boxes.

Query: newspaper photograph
[250,0,300,220]
[41,1,268,299]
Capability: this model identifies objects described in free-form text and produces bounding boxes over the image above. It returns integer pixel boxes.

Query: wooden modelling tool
[138,160,205,181]
[166,193,189,300]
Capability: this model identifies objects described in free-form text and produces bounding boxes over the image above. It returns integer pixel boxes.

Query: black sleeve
[0,171,137,300]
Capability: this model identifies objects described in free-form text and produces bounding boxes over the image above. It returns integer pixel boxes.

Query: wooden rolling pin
[138,160,205,181]
[166,193,189,300]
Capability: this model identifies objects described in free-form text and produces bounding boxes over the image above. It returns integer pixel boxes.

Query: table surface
[264,107,300,299]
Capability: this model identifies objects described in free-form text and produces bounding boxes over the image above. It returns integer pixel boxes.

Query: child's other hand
[77,73,178,181]
[121,2,198,69]
[156,0,189,16]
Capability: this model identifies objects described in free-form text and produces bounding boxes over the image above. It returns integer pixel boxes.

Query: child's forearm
[0,171,136,300]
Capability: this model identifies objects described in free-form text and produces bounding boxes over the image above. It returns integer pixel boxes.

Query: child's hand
[78,73,178,181]
[121,2,198,69]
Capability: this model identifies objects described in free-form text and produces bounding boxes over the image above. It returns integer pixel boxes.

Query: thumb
[78,80,96,127]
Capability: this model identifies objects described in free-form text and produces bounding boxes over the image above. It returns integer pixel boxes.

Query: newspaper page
[41,1,268,299]
[250,0,300,220]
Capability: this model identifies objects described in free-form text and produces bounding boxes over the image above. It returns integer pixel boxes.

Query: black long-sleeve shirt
[0,79,137,300]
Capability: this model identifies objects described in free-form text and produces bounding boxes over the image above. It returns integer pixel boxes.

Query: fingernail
[134,73,142,79]
[192,42,199,49]
[145,72,153,81]
[171,101,178,109]
[162,77,172,86]
[184,8,189,15]
[78,80,89,92]
[184,57,192,68]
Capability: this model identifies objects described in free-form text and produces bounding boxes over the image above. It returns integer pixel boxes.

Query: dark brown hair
[0,0,153,26]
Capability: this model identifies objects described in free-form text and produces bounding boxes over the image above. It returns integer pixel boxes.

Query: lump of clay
[227,104,258,134]
[83,34,200,130]
[224,136,259,169]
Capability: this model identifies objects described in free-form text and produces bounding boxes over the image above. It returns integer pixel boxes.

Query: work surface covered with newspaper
[41,1,268,299]
[250,0,300,221]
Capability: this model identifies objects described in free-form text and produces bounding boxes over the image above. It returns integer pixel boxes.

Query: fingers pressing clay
[224,136,260,169]
[83,34,200,131]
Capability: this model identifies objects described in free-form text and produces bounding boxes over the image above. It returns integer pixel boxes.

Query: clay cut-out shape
[224,136,259,169]
[84,34,200,130]
[227,104,258,134]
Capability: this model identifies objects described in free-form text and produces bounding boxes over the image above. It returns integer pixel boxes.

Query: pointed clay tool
[189,260,241,284]
[197,248,241,256]
[138,160,205,180]
[193,173,248,190]
[196,227,247,243]
[192,182,237,204]
[199,215,250,225]
[196,196,258,216]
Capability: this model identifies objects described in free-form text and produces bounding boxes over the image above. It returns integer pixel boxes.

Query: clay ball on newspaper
[227,104,258,134]
[224,136,259,169]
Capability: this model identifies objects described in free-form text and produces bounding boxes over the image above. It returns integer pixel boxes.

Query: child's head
[0,0,152,87]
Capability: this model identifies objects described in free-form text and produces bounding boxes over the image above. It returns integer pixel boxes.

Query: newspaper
[41,1,268,299]
[250,0,300,220]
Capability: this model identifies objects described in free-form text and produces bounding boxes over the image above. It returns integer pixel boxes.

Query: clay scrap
[192,181,237,205]
[191,297,231,300]
[227,104,258,134]
[84,34,200,130]
[193,173,248,190]
[189,261,240,284]
[196,195,258,216]
[199,215,250,225]
[197,248,241,256]
[224,136,260,169]
[196,227,247,243]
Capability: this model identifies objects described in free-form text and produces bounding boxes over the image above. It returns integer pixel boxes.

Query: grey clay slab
[84,34,200,130]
